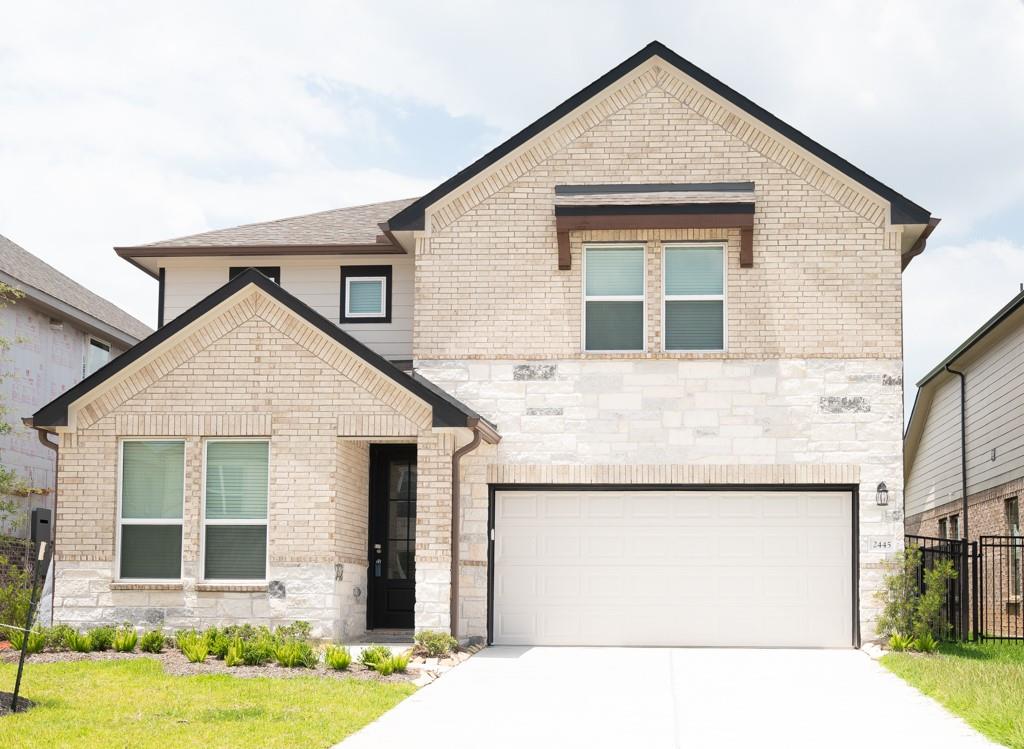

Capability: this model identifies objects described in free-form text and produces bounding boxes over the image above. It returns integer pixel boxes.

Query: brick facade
[50,289,454,638]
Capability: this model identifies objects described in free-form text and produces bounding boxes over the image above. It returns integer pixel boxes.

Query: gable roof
[386,40,931,233]
[904,288,1024,472]
[30,268,498,438]
[0,234,152,345]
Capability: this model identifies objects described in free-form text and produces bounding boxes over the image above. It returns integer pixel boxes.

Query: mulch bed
[0,691,34,715]
[0,649,416,683]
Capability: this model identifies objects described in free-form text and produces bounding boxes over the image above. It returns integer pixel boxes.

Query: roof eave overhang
[30,269,496,436]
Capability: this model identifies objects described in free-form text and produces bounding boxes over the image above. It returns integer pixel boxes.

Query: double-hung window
[583,245,645,352]
[663,244,726,351]
[118,440,184,580]
[203,440,269,581]
[86,337,111,376]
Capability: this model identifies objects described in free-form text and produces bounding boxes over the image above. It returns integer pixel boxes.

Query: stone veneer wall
[51,290,453,639]
[422,357,906,641]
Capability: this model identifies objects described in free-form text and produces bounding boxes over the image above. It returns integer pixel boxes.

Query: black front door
[368,444,416,629]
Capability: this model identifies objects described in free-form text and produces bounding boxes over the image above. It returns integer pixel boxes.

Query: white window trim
[115,438,185,583]
[582,243,647,353]
[661,241,728,353]
[200,437,270,584]
[344,276,387,318]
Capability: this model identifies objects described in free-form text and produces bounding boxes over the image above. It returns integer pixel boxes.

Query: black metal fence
[978,535,1024,640]
[904,534,1024,641]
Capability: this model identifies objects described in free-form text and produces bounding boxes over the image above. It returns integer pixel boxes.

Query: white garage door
[493,489,853,648]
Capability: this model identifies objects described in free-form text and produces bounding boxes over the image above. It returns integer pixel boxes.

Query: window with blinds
[345,278,386,317]
[204,440,269,580]
[663,244,725,351]
[584,245,645,351]
[119,440,184,579]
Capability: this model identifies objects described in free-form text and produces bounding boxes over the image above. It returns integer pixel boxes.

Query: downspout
[30,424,59,617]
[450,418,484,640]
[945,364,970,641]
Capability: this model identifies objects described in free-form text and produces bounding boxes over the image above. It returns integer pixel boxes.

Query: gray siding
[906,318,1024,517]
[0,299,126,535]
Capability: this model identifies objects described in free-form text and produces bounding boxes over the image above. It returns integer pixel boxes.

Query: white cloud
[903,238,1024,415]
[0,0,1022,370]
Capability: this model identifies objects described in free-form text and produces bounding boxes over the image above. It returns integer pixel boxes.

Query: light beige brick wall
[51,289,449,638]
[414,67,902,361]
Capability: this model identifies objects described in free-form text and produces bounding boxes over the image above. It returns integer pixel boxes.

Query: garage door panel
[493,490,853,648]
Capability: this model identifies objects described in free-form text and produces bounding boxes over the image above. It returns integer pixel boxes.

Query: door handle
[374,558,382,577]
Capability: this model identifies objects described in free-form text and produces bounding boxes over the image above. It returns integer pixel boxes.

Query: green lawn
[882,640,1024,748]
[0,658,415,749]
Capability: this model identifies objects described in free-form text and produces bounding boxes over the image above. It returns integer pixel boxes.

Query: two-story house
[28,42,936,647]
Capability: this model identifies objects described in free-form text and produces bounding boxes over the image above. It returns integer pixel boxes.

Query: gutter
[449,417,499,639]
[944,364,970,642]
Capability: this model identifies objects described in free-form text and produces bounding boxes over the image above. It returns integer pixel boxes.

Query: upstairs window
[341,266,392,323]
[584,245,645,352]
[229,266,281,284]
[663,244,725,351]
[118,440,184,580]
[85,337,111,376]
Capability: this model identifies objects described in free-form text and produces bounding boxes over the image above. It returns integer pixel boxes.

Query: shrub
[324,644,352,671]
[914,631,940,654]
[177,630,209,663]
[225,637,245,667]
[68,630,93,653]
[414,630,458,658]
[140,629,165,654]
[206,627,232,659]
[241,635,277,666]
[875,545,958,643]
[44,624,76,650]
[0,549,32,633]
[8,626,45,654]
[373,652,410,676]
[275,621,312,642]
[87,625,115,652]
[359,644,392,667]
[274,639,317,668]
[887,632,914,652]
[113,626,138,653]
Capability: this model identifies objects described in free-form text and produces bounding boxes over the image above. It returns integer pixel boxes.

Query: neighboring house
[28,41,936,647]
[0,234,151,534]
[904,290,1024,635]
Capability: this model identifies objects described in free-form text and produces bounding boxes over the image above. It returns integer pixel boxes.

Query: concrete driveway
[338,647,995,749]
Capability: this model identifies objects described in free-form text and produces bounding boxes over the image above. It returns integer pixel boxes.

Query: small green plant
[876,546,958,643]
[68,630,93,653]
[140,629,165,654]
[113,626,138,653]
[44,624,76,650]
[274,639,317,668]
[414,630,458,658]
[325,644,352,671]
[887,632,914,652]
[373,652,410,676]
[206,627,232,659]
[224,637,245,667]
[275,621,312,641]
[914,631,940,653]
[241,635,277,666]
[359,644,392,667]
[87,625,115,652]
[177,630,209,663]
[8,626,45,654]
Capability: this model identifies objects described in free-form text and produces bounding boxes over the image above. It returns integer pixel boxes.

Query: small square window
[341,266,392,323]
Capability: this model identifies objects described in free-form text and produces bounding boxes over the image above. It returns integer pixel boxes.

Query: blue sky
[1,1,1023,419]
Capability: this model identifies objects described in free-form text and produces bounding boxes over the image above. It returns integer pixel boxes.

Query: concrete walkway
[338,646,996,749]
